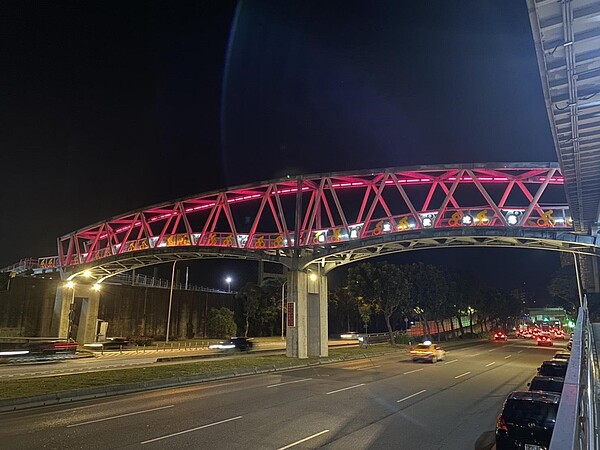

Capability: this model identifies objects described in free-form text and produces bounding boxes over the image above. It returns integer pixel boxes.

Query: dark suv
[496,391,560,449]
[528,375,565,394]
[209,337,254,352]
[537,360,568,378]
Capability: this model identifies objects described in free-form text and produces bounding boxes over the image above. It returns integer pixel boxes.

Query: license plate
[525,445,546,450]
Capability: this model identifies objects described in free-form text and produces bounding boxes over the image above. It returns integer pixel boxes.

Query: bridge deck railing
[550,304,598,450]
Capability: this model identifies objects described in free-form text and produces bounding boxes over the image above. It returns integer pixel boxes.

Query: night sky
[1,1,561,299]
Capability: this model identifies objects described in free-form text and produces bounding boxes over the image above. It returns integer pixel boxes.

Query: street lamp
[225,276,232,293]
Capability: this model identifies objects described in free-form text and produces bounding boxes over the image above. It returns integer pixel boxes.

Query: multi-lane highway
[0,338,566,449]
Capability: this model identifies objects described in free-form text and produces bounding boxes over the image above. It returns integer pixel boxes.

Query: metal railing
[550,302,598,449]
[111,272,229,293]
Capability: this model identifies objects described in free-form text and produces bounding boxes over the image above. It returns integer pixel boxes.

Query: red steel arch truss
[54,164,571,270]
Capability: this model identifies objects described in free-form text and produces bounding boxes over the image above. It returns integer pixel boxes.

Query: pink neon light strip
[69,169,566,256]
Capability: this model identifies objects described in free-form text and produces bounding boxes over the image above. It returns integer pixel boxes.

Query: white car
[340,332,359,340]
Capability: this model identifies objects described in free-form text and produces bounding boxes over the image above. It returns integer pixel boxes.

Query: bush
[394,334,413,345]
[128,336,154,346]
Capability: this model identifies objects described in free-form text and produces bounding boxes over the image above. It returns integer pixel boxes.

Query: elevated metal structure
[527,0,600,234]
[48,163,593,282]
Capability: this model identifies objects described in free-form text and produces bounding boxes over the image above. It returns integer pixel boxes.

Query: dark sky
[1,1,561,298]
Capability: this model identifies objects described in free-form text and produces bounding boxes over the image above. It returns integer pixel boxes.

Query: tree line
[205,261,577,341]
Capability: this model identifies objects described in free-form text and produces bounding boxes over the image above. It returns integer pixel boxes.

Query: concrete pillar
[76,291,100,344]
[286,267,328,358]
[50,285,73,339]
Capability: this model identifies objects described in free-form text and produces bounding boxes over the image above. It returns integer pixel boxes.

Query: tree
[235,283,261,337]
[329,286,360,333]
[348,262,410,345]
[207,307,237,338]
[405,263,447,340]
[548,266,579,311]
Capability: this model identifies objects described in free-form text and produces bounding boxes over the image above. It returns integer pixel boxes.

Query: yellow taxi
[410,341,446,363]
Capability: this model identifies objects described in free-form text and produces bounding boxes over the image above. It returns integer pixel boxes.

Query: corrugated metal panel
[527,0,600,233]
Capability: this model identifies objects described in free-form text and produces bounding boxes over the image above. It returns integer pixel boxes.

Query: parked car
[537,360,568,378]
[496,391,560,449]
[552,351,570,362]
[410,341,446,363]
[209,337,254,352]
[567,339,573,351]
[527,375,565,393]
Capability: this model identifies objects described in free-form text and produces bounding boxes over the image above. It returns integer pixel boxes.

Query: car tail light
[537,337,541,341]
[497,415,508,431]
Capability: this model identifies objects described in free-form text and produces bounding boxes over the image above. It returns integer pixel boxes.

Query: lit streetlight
[225,276,232,293]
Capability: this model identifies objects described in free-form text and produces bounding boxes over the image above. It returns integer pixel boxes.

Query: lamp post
[166,261,177,343]
[225,276,232,293]
[281,281,287,340]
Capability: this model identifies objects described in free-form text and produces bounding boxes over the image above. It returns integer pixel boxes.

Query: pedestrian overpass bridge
[18,162,597,358]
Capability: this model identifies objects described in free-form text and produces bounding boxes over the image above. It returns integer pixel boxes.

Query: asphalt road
[0,338,566,449]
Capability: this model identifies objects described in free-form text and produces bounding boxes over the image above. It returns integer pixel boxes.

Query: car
[567,339,573,351]
[536,335,553,347]
[495,391,560,450]
[527,375,565,393]
[552,351,570,362]
[493,331,508,341]
[537,360,568,378]
[84,337,129,350]
[340,332,360,340]
[410,341,446,363]
[209,337,254,352]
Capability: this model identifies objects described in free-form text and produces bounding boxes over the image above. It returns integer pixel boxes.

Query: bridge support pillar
[76,292,100,344]
[286,267,328,359]
[50,285,72,339]
[50,285,100,344]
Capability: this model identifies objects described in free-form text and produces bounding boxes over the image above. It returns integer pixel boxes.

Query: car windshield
[503,399,558,427]
[530,379,564,393]
[415,344,431,350]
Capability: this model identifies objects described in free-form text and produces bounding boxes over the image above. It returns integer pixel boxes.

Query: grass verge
[0,345,406,401]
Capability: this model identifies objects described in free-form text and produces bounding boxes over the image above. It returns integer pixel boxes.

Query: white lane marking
[267,378,312,388]
[403,368,424,375]
[517,350,523,354]
[504,355,512,359]
[470,353,482,357]
[277,430,330,450]
[68,405,174,427]
[454,371,471,379]
[325,383,366,395]
[487,349,496,352]
[397,389,427,403]
[485,362,496,367]
[444,359,458,365]
[140,416,242,444]
[357,365,381,371]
